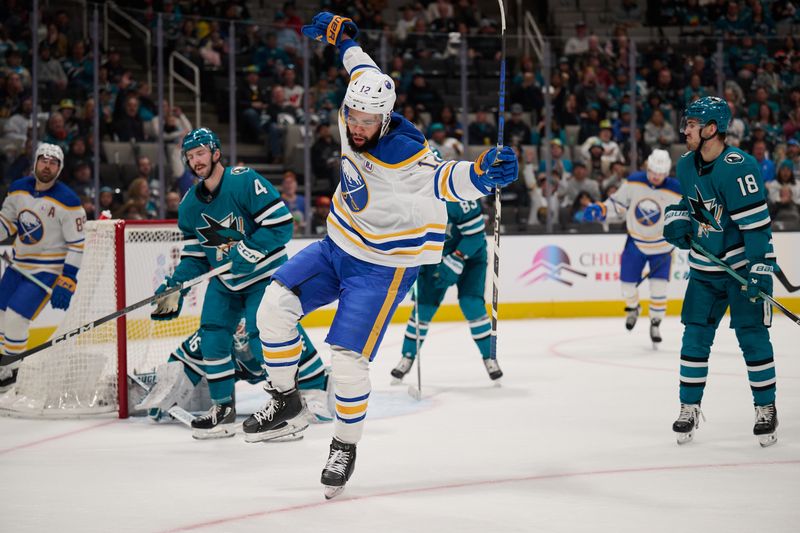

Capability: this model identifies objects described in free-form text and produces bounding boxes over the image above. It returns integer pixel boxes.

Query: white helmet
[344,70,396,137]
[34,142,65,178]
[646,149,671,175]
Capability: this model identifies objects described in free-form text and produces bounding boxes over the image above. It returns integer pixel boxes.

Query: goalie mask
[34,142,64,180]
[343,70,396,138]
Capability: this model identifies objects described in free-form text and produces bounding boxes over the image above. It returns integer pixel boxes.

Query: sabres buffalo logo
[340,156,369,212]
[634,198,662,227]
[17,209,44,244]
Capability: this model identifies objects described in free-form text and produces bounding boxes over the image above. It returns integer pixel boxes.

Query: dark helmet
[680,96,731,134]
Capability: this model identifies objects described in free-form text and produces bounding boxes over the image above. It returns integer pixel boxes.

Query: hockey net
[0,220,205,418]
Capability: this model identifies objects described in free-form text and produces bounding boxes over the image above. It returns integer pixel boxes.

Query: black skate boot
[0,368,18,393]
[672,403,704,445]
[625,306,640,331]
[753,404,778,448]
[483,358,503,381]
[191,401,236,440]
[321,438,357,500]
[390,356,414,382]
[650,318,662,346]
[242,386,308,443]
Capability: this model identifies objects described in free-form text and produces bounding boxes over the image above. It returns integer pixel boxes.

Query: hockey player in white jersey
[245,12,518,499]
[583,149,682,345]
[0,143,86,390]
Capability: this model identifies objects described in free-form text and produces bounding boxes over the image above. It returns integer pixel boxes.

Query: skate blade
[324,485,346,500]
[758,432,777,448]
[407,385,422,400]
[192,423,237,440]
[675,430,695,445]
[390,376,404,385]
[243,421,309,443]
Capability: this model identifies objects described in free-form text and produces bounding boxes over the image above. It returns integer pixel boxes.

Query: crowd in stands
[2,0,799,236]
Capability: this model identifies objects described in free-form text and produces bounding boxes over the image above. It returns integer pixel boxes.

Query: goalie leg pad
[257,282,304,391]
[135,361,197,412]
[331,346,370,444]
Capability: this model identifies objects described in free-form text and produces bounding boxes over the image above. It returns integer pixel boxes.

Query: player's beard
[346,127,380,153]
[35,167,58,184]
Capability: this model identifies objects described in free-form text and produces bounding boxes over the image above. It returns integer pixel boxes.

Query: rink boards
[3,231,799,347]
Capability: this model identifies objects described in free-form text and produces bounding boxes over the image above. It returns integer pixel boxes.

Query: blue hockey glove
[229,239,265,276]
[583,203,607,222]
[50,275,77,310]
[471,146,519,194]
[433,253,464,289]
[663,204,692,250]
[746,263,773,302]
[151,277,184,321]
[301,12,359,46]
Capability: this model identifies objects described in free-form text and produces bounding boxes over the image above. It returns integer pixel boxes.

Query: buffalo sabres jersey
[601,171,682,255]
[175,166,293,292]
[674,146,775,276]
[329,44,489,267]
[0,176,85,278]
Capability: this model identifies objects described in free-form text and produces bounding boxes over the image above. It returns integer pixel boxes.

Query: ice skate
[242,386,308,443]
[390,356,414,384]
[624,306,640,331]
[0,367,19,393]
[672,403,704,445]
[650,318,662,348]
[321,438,357,500]
[753,404,778,448]
[191,401,237,440]
[483,358,503,382]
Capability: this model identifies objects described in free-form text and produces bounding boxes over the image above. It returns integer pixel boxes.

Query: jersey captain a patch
[688,185,723,237]
[197,212,244,261]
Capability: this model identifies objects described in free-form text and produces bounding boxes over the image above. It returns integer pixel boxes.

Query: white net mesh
[0,220,203,418]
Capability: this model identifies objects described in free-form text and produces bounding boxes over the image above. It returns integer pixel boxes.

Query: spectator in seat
[4,49,31,89]
[768,184,800,227]
[36,44,68,102]
[767,161,799,203]
[1,94,32,159]
[612,104,633,144]
[165,190,181,219]
[751,103,782,148]
[62,40,94,97]
[311,123,340,196]
[280,170,306,224]
[438,104,463,141]
[752,140,776,183]
[42,22,68,59]
[577,102,602,143]
[682,73,708,107]
[643,108,676,151]
[98,186,121,217]
[43,111,73,154]
[402,103,427,134]
[113,94,148,142]
[538,138,573,177]
[59,99,80,138]
[65,160,94,198]
[511,72,544,121]
[504,103,532,147]
[579,120,622,174]
[726,100,747,147]
[428,122,463,160]
[0,72,25,119]
[238,65,271,142]
[786,139,800,182]
[468,106,497,146]
[148,100,192,179]
[406,73,442,116]
[564,21,589,56]
[747,86,780,120]
[310,195,331,236]
[115,177,157,220]
[280,65,304,117]
[63,136,90,177]
[559,161,600,209]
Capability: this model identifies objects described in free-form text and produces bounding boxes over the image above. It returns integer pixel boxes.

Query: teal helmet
[181,127,221,165]
[680,96,731,134]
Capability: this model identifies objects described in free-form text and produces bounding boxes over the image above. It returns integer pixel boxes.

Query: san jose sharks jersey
[328,44,490,268]
[444,200,487,260]
[173,166,294,292]
[673,146,776,276]
[601,171,682,255]
[0,176,85,278]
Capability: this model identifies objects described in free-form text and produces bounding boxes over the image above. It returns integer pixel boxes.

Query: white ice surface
[1,316,798,533]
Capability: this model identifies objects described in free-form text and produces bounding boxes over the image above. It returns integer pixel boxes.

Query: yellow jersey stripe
[262,344,303,359]
[363,141,431,169]
[9,190,83,210]
[362,268,405,358]
[438,163,458,202]
[328,216,443,256]
[336,403,368,415]
[332,195,446,240]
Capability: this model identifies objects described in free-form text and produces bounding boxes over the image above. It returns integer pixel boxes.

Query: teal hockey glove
[663,204,692,250]
[301,12,359,46]
[433,253,464,289]
[50,274,77,310]
[746,263,773,302]
[151,277,184,321]
[470,147,519,194]
[583,203,607,222]
[229,239,265,276]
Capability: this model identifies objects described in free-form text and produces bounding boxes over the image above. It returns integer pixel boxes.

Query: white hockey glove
[151,278,184,321]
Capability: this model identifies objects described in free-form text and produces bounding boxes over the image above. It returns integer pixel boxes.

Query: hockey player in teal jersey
[390,200,502,382]
[136,318,333,425]
[151,128,320,439]
[663,96,779,447]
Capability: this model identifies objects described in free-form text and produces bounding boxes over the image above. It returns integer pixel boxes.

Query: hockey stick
[0,252,54,293]
[689,241,800,326]
[489,0,507,360]
[775,269,800,293]
[635,247,676,288]
[408,281,422,401]
[0,262,233,367]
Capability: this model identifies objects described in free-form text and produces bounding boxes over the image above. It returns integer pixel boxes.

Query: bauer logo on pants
[340,156,369,212]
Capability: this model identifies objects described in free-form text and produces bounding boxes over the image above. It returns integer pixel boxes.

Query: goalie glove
[433,252,465,289]
[746,263,773,302]
[301,12,359,46]
[50,274,77,310]
[470,146,519,194]
[229,239,265,276]
[151,277,184,321]
[663,204,692,250]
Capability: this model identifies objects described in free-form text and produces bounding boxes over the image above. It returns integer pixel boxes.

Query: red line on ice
[0,418,118,455]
